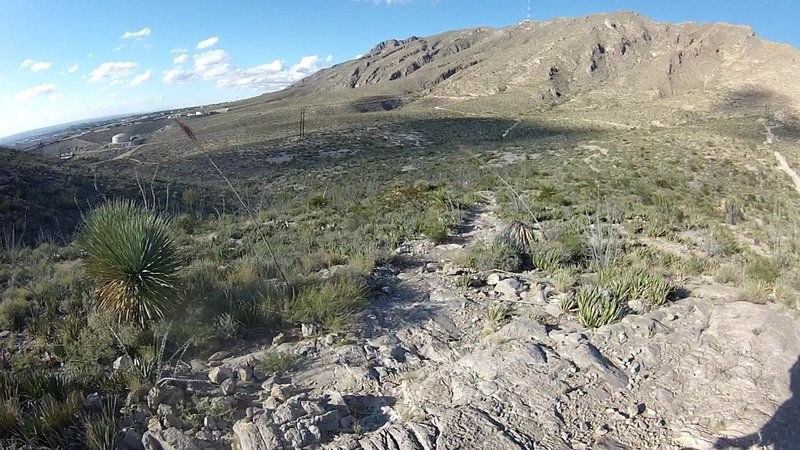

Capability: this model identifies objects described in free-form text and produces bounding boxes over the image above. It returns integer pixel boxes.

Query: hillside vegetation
[1,11,800,450]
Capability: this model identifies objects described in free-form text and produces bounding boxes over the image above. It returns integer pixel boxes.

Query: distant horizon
[1,1,798,139]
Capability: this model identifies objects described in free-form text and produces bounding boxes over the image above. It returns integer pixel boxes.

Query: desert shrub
[307,193,328,210]
[79,200,182,326]
[530,248,563,273]
[83,399,120,450]
[552,268,577,293]
[537,183,558,201]
[575,286,625,329]
[347,251,377,277]
[0,295,32,331]
[418,219,448,245]
[678,254,717,276]
[744,255,780,285]
[0,369,84,448]
[709,227,741,257]
[257,352,301,377]
[299,250,347,273]
[714,264,743,285]
[774,277,800,308]
[482,303,513,331]
[738,279,772,304]
[467,241,523,272]
[285,274,368,331]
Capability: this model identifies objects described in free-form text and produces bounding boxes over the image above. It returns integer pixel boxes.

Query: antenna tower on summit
[527,0,531,21]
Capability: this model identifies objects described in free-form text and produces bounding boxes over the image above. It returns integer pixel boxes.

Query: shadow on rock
[714,356,800,449]
[343,394,396,432]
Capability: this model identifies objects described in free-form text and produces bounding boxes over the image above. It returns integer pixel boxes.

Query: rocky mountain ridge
[289,11,800,114]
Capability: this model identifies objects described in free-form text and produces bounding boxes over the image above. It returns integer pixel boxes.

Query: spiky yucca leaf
[502,221,536,253]
[80,200,181,326]
[575,286,625,329]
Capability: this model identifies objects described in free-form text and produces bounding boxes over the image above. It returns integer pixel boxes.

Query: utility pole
[299,108,306,138]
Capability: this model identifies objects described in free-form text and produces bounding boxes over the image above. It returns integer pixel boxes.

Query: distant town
[1,105,229,160]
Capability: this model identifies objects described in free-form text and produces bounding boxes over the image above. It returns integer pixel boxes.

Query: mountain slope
[288,11,800,113]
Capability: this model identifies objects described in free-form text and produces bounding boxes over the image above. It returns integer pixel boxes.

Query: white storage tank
[112,133,130,144]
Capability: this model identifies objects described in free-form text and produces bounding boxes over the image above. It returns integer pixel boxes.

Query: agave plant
[502,221,538,254]
[79,200,182,326]
[575,286,625,329]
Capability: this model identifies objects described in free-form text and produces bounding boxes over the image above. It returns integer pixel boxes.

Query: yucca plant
[502,221,536,253]
[79,200,182,326]
[575,286,625,329]
[559,294,578,314]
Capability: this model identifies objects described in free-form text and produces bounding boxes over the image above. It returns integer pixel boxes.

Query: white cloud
[48,94,63,102]
[194,49,229,69]
[30,62,53,72]
[162,67,195,84]
[173,54,190,64]
[113,44,124,52]
[161,45,333,92]
[130,70,152,87]
[16,83,58,100]
[20,59,53,72]
[122,27,151,39]
[196,36,219,50]
[68,64,79,73]
[88,61,139,83]
[216,54,333,90]
[171,47,187,54]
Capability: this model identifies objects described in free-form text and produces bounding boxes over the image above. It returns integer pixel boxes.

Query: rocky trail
[135,195,800,450]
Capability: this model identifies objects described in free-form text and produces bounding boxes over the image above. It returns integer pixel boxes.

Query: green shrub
[307,194,328,210]
[575,286,625,329]
[0,296,31,331]
[84,399,120,450]
[745,256,780,285]
[419,220,448,245]
[286,274,368,331]
[530,248,562,273]
[79,200,182,326]
[714,264,742,285]
[482,303,513,330]
[552,268,577,293]
[257,352,301,377]
[467,241,522,272]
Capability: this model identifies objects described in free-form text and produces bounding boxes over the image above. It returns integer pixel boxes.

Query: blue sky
[0,0,797,138]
